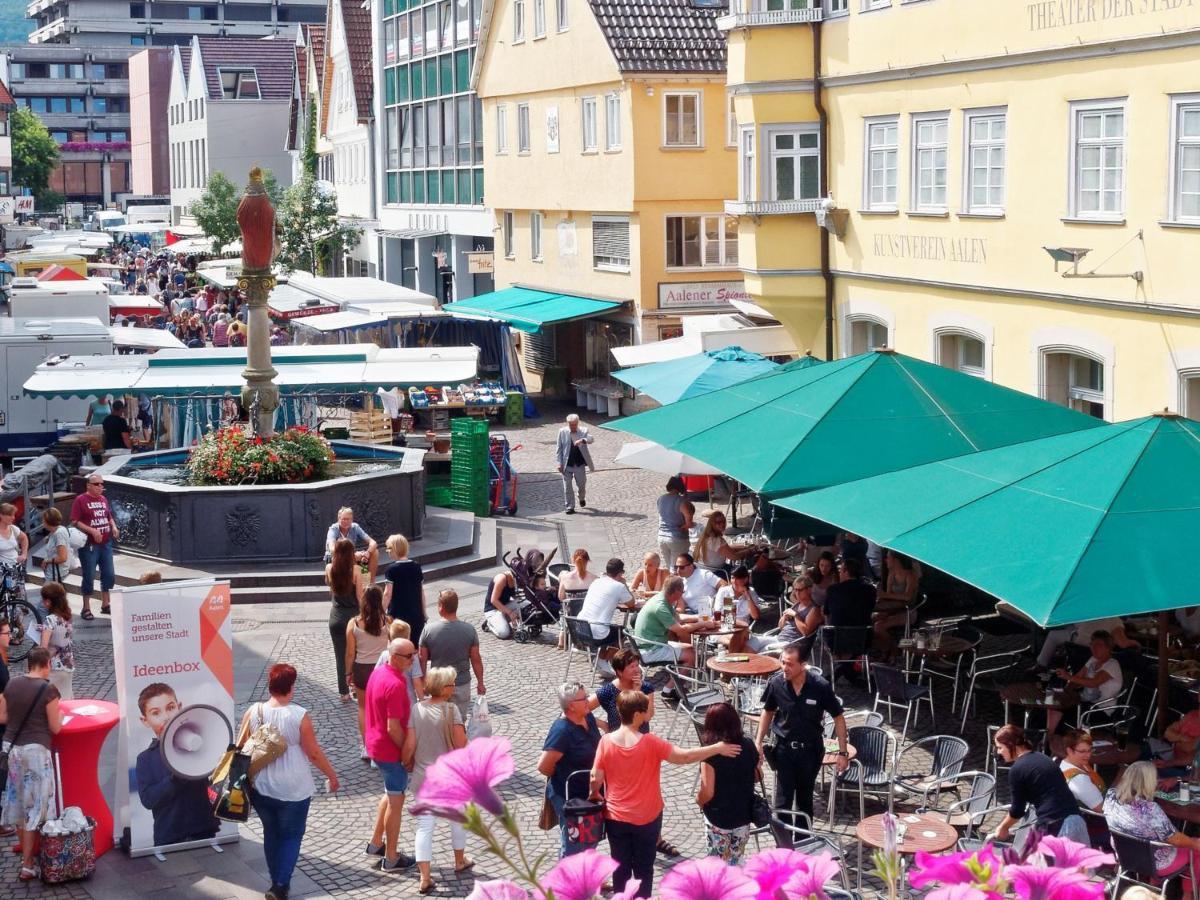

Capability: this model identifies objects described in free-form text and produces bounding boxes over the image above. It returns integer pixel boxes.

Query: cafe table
[855,811,959,891]
[691,624,744,671]
[999,681,1081,728]
[1156,788,1200,826]
[706,652,781,679]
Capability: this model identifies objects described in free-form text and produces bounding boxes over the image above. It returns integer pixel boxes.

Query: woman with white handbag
[238,663,339,900]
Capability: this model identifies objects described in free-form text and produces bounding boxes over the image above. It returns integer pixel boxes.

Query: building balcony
[28,17,69,43]
[725,198,824,216]
[717,4,823,30]
[26,0,62,19]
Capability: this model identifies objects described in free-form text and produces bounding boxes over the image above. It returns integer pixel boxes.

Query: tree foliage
[193,169,283,254]
[276,175,360,276]
[11,107,60,201]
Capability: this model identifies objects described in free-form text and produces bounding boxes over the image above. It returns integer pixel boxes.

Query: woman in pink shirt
[589,691,740,897]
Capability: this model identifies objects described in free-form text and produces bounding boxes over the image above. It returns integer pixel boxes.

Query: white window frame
[934,328,987,378]
[1168,93,1200,224]
[556,0,568,30]
[517,102,531,154]
[1179,369,1200,421]
[592,214,631,272]
[847,316,890,355]
[663,91,702,148]
[764,123,821,203]
[513,0,525,42]
[664,214,739,270]
[532,0,545,37]
[503,211,515,258]
[605,93,621,151]
[824,0,848,14]
[962,107,1006,215]
[910,112,949,213]
[581,96,598,152]
[863,115,899,212]
[727,94,737,148]
[1068,98,1127,221]
[739,126,756,202]
[1040,348,1107,419]
[862,0,889,9]
[495,104,509,154]
[530,211,543,261]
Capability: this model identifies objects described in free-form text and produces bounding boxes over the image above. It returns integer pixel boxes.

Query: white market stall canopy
[286,272,437,308]
[23,344,480,398]
[612,314,799,367]
[295,310,389,333]
[108,326,186,351]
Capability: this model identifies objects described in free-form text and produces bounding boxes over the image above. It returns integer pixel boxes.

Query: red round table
[53,699,120,858]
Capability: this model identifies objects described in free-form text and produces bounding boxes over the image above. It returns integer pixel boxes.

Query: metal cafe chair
[915,770,997,834]
[871,664,934,742]
[768,812,852,892]
[664,664,726,742]
[832,724,893,822]
[892,734,969,802]
[1111,828,1195,898]
[958,645,1031,733]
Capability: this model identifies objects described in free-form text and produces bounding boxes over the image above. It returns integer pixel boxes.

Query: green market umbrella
[772,413,1198,628]
[607,349,1101,497]
[611,346,781,404]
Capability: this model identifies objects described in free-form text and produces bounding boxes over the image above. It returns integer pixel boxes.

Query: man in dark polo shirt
[754,642,848,846]
[823,557,876,627]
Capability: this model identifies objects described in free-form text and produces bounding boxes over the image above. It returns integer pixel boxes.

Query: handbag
[243,703,288,780]
[0,680,49,778]
[761,740,779,771]
[563,770,604,847]
[39,817,96,884]
[209,746,252,823]
[751,793,772,829]
[538,780,558,831]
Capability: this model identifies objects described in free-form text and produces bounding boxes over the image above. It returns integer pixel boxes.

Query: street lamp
[236,167,280,438]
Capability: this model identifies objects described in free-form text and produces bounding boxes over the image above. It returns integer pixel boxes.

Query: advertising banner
[658,281,750,310]
[113,579,239,857]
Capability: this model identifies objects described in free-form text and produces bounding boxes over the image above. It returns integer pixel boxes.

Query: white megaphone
[160,705,233,781]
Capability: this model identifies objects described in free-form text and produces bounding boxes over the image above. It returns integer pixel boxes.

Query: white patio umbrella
[614,440,724,476]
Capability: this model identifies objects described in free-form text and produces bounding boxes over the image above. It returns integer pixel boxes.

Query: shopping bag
[466,696,493,741]
[209,744,253,823]
[39,817,96,883]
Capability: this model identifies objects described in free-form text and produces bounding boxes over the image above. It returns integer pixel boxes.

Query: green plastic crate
[425,486,453,507]
[503,404,523,427]
[451,418,489,437]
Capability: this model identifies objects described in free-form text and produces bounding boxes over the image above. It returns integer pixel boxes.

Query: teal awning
[442,287,624,333]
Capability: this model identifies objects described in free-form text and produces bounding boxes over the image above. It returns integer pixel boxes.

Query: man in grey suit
[555,414,594,514]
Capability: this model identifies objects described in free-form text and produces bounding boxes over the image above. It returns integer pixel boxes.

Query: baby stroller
[503,546,562,643]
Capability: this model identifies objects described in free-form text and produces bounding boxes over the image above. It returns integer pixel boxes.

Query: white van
[7,277,110,321]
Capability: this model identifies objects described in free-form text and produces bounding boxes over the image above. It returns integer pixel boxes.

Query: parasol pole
[1157,610,1169,735]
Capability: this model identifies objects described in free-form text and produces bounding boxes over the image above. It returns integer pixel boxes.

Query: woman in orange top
[589,691,741,897]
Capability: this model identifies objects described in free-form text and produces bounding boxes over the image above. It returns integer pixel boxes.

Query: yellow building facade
[474,0,738,389]
[727,0,1200,421]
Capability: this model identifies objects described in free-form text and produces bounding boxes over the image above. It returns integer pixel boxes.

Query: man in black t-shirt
[754,642,848,846]
[823,557,876,627]
[102,400,134,451]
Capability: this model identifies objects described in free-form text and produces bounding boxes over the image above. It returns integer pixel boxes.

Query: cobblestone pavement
[0,402,1018,898]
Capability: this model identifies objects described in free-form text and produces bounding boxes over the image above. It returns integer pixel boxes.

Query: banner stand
[113,578,240,858]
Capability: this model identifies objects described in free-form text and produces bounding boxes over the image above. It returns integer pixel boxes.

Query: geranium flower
[467,880,529,899]
[1034,836,1114,871]
[538,849,618,900]
[660,857,759,900]
[1006,865,1105,900]
[411,735,514,817]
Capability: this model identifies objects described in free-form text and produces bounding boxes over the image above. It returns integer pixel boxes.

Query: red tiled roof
[196,37,296,102]
[308,24,327,92]
[339,0,374,124]
[0,77,13,108]
[178,46,192,75]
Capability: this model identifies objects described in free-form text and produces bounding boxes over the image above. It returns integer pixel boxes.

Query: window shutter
[524,326,557,372]
[592,217,630,267]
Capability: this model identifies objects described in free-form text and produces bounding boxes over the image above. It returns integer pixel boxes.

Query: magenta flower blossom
[781,851,841,899]
[745,849,814,898]
[660,856,759,900]
[608,880,643,899]
[1006,865,1105,900]
[412,735,515,817]
[927,886,993,900]
[538,849,619,900]
[468,880,529,900]
[909,848,999,890]
[1034,836,1114,872]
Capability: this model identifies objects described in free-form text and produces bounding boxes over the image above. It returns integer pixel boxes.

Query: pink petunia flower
[1034,836,1115,872]
[412,735,515,817]
[744,849,815,898]
[467,880,530,900]
[608,880,642,900]
[780,851,842,899]
[538,849,619,900]
[910,849,999,889]
[660,856,760,900]
[927,886,993,900]
[1006,865,1106,900]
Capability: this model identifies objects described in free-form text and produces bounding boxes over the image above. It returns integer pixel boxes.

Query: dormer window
[219,68,260,99]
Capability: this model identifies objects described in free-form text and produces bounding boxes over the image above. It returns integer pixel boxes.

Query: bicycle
[0,562,44,664]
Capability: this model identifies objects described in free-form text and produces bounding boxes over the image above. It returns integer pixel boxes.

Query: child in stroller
[481,547,562,643]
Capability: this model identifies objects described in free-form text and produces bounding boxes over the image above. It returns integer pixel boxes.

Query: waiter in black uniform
[754,641,849,845]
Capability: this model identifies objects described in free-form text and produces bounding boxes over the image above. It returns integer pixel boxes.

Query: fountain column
[236,167,280,438]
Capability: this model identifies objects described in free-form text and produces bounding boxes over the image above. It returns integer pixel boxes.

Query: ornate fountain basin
[95,442,425,566]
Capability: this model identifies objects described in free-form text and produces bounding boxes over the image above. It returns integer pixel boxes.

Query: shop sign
[1027,0,1194,31]
[658,281,749,309]
[13,196,34,214]
[871,233,988,265]
[114,579,239,856]
[0,198,13,224]
[467,252,494,274]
